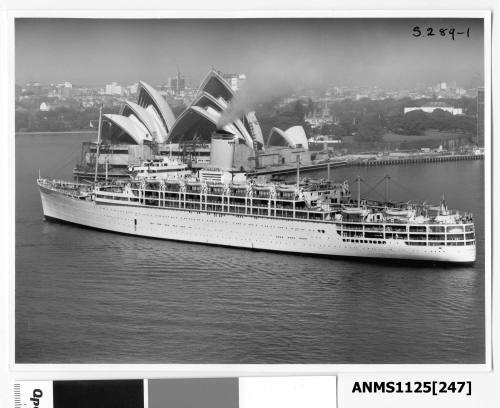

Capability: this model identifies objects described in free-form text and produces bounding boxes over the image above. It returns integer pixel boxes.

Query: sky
[15,18,484,89]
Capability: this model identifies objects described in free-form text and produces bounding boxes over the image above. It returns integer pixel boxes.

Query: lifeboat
[446,225,464,234]
[164,179,181,191]
[384,208,414,217]
[206,180,225,192]
[276,185,296,192]
[253,184,273,196]
[341,206,369,216]
[253,184,273,191]
[229,183,248,195]
[229,182,247,189]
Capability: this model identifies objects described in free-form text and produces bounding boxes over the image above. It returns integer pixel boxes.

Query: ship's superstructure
[129,157,192,180]
[38,169,476,263]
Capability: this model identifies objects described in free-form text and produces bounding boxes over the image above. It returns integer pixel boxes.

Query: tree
[356,113,385,142]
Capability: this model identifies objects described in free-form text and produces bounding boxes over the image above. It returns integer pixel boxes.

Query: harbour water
[15,133,485,364]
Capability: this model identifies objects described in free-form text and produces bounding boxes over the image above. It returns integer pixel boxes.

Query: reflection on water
[15,133,485,363]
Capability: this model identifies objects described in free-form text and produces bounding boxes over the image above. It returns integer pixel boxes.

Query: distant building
[25,82,42,95]
[355,93,369,100]
[125,83,139,96]
[168,73,186,94]
[39,102,51,111]
[221,73,246,91]
[305,115,333,128]
[404,101,463,116]
[57,82,73,98]
[105,82,123,95]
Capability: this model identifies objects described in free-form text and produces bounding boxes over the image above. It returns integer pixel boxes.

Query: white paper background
[240,376,337,408]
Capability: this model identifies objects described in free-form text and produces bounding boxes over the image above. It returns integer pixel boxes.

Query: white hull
[40,187,476,263]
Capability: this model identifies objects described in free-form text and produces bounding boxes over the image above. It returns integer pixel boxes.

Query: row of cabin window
[342,239,387,245]
[341,224,472,233]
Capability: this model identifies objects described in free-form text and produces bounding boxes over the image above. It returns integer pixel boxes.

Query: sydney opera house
[75,70,311,178]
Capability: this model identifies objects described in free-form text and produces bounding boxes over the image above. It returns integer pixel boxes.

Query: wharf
[352,152,484,167]
[250,152,484,177]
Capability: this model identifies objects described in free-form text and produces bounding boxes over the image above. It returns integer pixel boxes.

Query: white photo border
[5,7,493,377]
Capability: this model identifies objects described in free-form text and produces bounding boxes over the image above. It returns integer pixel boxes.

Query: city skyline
[17,78,478,91]
[16,18,484,90]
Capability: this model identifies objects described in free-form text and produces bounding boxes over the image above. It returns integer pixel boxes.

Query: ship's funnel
[210,130,236,171]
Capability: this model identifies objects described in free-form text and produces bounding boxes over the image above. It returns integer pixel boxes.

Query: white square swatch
[239,376,336,408]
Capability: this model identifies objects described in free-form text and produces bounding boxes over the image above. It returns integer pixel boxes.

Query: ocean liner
[37,72,475,263]
[38,161,476,263]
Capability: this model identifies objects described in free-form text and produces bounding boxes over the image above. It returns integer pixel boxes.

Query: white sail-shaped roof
[232,118,254,148]
[197,70,234,102]
[101,71,265,150]
[168,105,243,143]
[192,91,225,113]
[197,72,263,147]
[120,100,168,143]
[167,106,220,143]
[137,81,176,133]
[191,106,242,137]
[267,126,308,150]
[285,126,308,149]
[189,92,254,148]
[245,111,264,147]
[103,114,153,145]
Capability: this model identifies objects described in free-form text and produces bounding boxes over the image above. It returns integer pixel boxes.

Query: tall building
[105,82,123,95]
[60,82,73,98]
[477,87,484,146]
[125,83,139,96]
[168,72,186,94]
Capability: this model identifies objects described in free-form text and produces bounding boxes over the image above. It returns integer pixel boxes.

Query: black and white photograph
[14,16,488,365]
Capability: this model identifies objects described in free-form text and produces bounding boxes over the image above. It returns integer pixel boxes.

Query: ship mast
[94,104,103,183]
[296,155,300,189]
[357,175,361,207]
[384,174,391,203]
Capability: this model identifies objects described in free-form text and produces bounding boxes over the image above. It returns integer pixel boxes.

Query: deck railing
[90,185,474,228]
